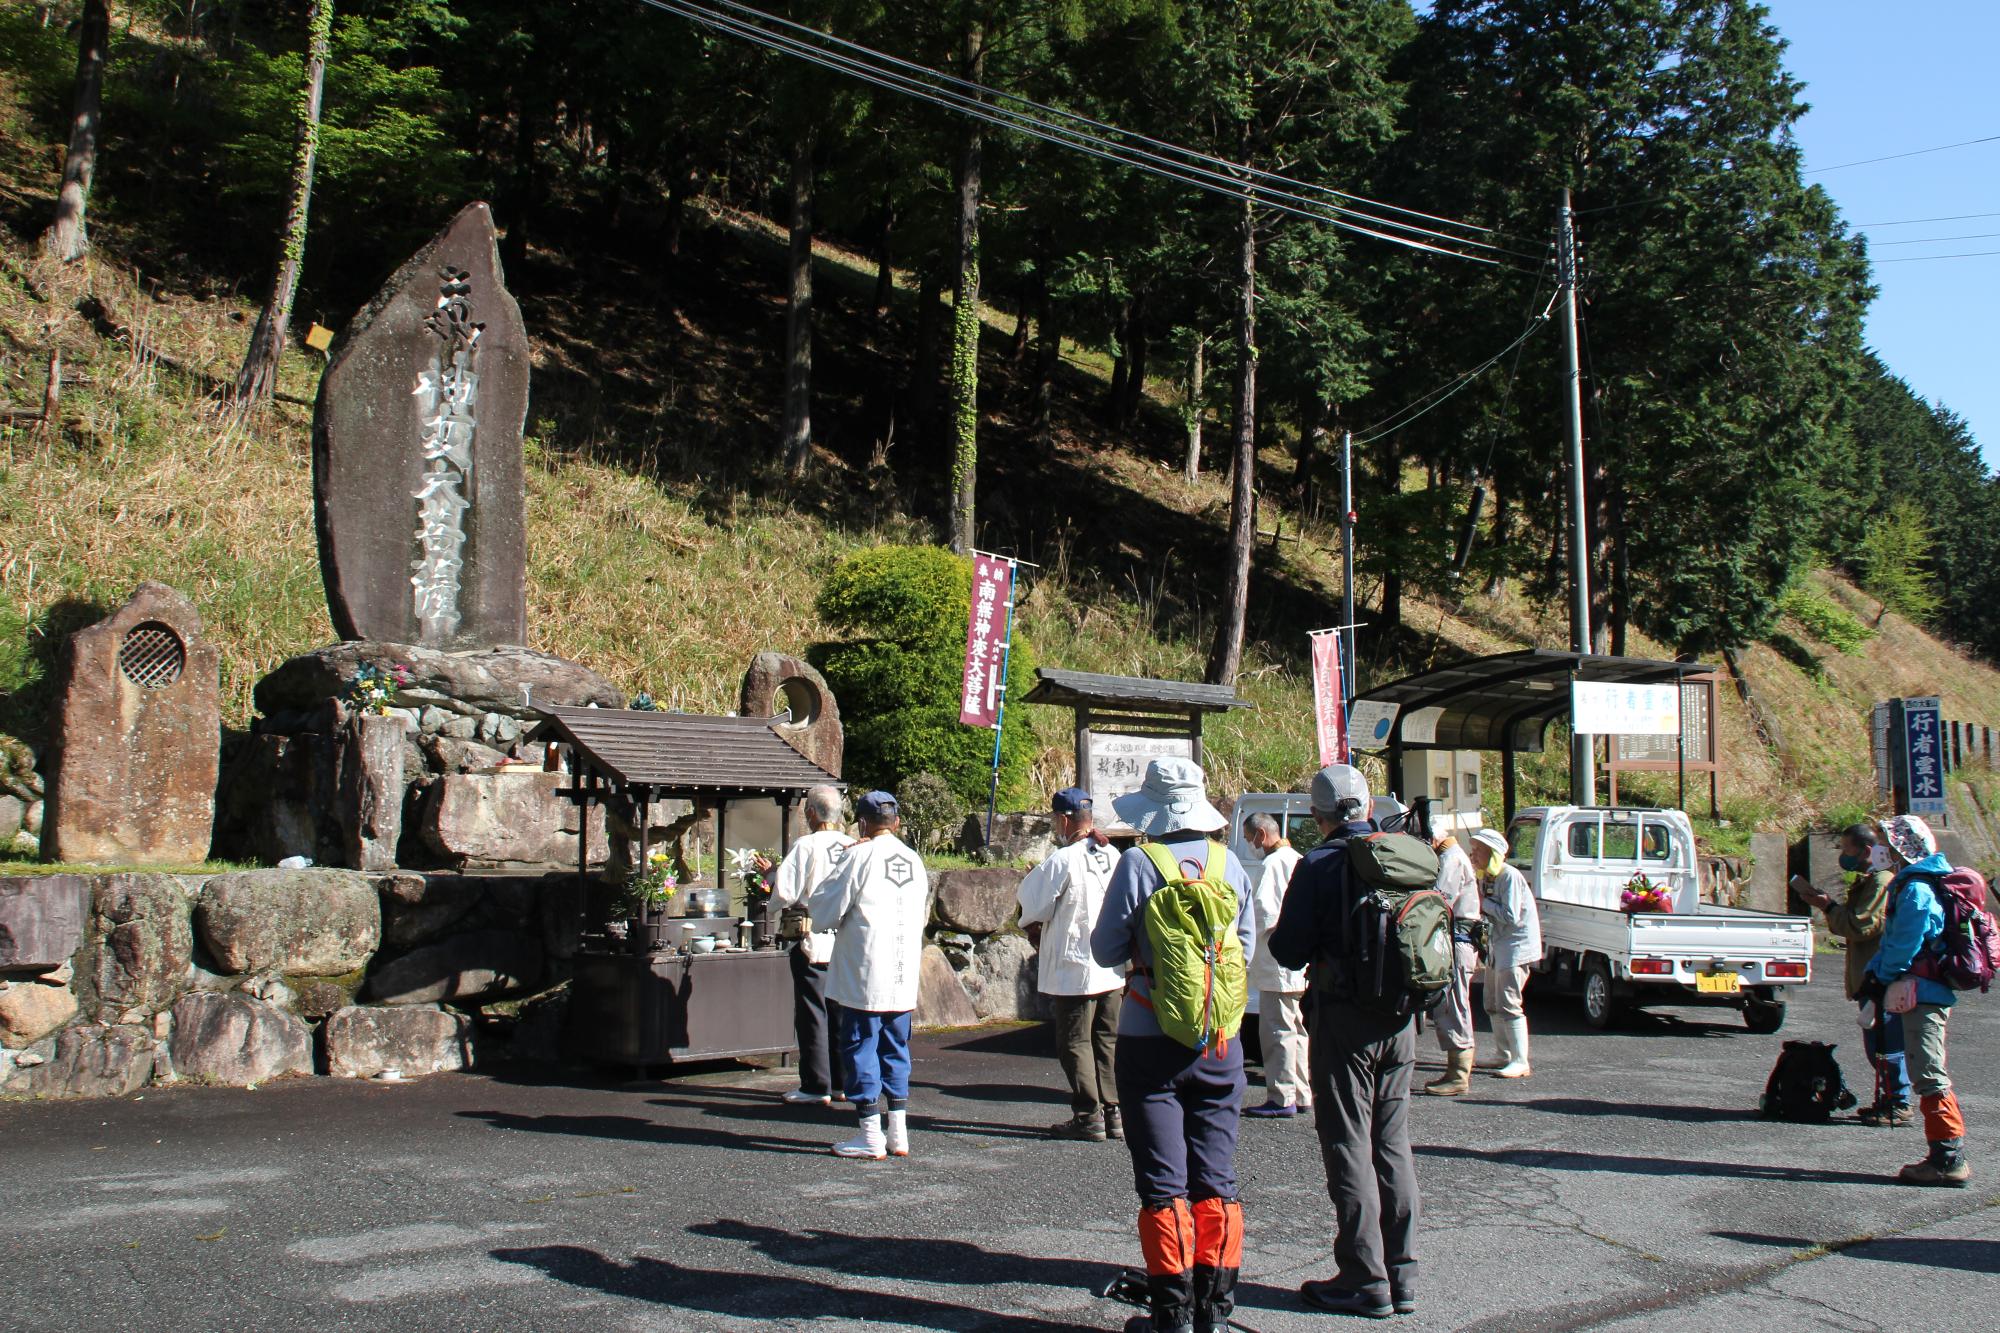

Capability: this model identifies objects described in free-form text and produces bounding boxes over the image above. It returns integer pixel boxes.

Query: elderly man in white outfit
[808,790,931,1160]
[1469,827,1541,1079]
[766,785,854,1106]
[1243,812,1310,1118]
[1017,787,1126,1142]
[1424,831,1484,1096]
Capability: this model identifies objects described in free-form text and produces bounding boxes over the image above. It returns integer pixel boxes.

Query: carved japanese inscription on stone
[313,203,529,649]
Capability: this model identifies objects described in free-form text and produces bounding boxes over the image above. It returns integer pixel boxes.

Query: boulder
[194,869,381,975]
[23,799,43,836]
[367,928,541,1005]
[375,872,484,950]
[931,868,1025,935]
[422,736,509,774]
[0,980,79,1048]
[334,711,405,872]
[958,932,1042,1023]
[0,794,22,846]
[83,874,193,1019]
[915,944,980,1028]
[168,992,312,1085]
[3,1023,154,1097]
[292,976,361,1021]
[0,874,92,973]
[419,772,603,868]
[1744,833,1789,915]
[255,642,619,723]
[324,1004,472,1078]
[958,811,1057,864]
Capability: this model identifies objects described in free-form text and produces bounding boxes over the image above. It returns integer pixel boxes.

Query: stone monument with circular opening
[43,583,220,866]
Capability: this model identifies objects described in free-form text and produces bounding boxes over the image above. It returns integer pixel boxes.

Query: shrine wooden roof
[527,705,842,796]
[1021,668,1249,715]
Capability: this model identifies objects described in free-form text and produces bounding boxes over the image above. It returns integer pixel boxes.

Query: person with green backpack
[1090,757,1254,1333]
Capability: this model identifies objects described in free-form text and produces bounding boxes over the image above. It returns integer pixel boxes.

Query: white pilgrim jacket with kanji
[808,831,930,1013]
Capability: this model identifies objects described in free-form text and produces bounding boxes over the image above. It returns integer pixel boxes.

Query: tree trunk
[40,0,110,263]
[1609,485,1630,656]
[1484,482,1511,595]
[1009,265,1034,362]
[664,157,696,259]
[944,20,985,557]
[1118,292,1149,423]
[1033,272,1059,448]
[1207,192,1258,686]
[1380,431,1404,631]
[1107,297,1130,420]
[230,0,332,404]
[1183,334,1204,482]
[1291,392,1324,492]
[501,93,538,273]
[872,197,894,315]
[780,124,816,477]
[910,265,943,431]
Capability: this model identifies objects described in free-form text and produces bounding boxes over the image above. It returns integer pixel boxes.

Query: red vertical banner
[1310,630,1348,765]
[959,554,1014,728]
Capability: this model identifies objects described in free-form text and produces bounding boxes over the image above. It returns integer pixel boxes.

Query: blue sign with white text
[1901,696,1946,816]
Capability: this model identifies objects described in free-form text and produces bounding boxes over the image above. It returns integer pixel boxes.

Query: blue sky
[1761,0,1998,467]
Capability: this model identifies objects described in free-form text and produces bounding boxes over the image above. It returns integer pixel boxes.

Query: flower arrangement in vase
[730,847,776,910]
[344,661,412,715]
[1620,872,1675,915]
[625,846,678,918]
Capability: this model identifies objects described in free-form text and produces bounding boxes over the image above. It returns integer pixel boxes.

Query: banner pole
[984,560,1019,845]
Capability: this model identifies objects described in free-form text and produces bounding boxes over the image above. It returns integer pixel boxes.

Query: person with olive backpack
[1090,758,1254,1333]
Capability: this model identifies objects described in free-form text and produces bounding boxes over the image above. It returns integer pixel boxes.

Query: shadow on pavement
[928,1026,1051,1057]
[1417,1143,1892,1186]
[1712,1231,2000,1274]
[1451,1097,1756,1125]
[913,1080,1070,1106]
[490,1244,1103,1331]
[459,1108,828,1156]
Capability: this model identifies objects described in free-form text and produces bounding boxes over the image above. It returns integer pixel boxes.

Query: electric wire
[1806,133,2000,174]
[635,0,1542,268]
[680,0,1524,247]
[1871,231,2000,246]
[1874,249,2000,263]
[1350,276,1559,446]
[1857,211,2000,227]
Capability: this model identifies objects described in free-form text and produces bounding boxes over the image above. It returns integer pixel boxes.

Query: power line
[1806,133,2000,174]
[634,0,1541,269]
[1874,249,2000,264]
[1351,279,1558,445]
[1872,230,2000,247]
[1858,210,2000,227]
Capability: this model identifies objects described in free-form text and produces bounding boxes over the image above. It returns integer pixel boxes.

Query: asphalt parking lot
[3,977,1994,1332]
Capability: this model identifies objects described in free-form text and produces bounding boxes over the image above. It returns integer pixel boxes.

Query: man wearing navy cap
[808,790,930,1160]
[1017,787,1125,1141]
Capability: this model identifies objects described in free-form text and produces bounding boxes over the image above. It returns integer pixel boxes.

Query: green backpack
[1136,840,1247,1055]
[1334,832,1453,1016]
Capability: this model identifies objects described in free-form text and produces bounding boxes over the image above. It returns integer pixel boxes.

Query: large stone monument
[314,201,530,649]
[43,584,219,865]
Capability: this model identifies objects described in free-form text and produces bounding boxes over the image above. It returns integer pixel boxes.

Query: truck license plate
[1696,971,1741,995]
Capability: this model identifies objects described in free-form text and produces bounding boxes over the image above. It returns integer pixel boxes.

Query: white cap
[1311,764,1370,814]
[1470,828,1510,860]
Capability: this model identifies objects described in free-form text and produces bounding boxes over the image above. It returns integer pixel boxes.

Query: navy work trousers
[1114,1033,1245,1206]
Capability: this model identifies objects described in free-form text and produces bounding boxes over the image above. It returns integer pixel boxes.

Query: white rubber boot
[1494,1019,1532,1079]
[833,1113,887,1159]
[885,1108,909,1157]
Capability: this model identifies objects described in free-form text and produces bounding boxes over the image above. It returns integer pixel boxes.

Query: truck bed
[1540,899,1814,967]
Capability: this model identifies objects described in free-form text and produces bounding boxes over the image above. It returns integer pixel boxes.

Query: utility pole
[1341,428,1357,707]
[1558,188,1595,806]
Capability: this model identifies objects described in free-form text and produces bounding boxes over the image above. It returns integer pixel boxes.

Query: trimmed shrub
[896,772,965,854]
[809,546,1036,806]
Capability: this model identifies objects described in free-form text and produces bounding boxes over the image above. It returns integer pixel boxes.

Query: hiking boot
[1050,1111,1108,1141]
[1104,1105,1125,1140]
[1858,1103,1914,1128]
[1299,1280,1394,1319]
[1392,1290,1417,1316]
[782,1089,832,1106]
[1898,1143,1971,1188]
[1243,1100,1298,1118]
[1425,1049,1473,1097]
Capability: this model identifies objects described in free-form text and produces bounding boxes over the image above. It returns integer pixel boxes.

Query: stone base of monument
[0,864,610,1098]
[217,641,627,873]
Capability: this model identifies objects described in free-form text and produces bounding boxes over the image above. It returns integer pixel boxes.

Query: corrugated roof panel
[527,705,844,791]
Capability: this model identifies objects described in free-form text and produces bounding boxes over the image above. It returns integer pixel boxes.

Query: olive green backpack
[1135,840,1247,1055]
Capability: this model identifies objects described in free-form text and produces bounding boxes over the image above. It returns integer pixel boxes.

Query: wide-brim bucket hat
[1112,757,1227,836]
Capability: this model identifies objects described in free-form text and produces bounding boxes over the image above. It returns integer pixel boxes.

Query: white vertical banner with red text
[959,554,1016,729]
[1310,629,1348,765]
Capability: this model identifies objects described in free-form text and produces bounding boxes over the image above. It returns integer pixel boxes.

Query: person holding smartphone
[1793,824,1910,1125]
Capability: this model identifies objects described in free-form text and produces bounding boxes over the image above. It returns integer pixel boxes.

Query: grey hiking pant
[1308,999,1420,1304]
[1050,990,1122,1118]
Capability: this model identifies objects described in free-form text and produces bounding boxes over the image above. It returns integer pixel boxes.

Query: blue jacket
[1866,853,1956,1008]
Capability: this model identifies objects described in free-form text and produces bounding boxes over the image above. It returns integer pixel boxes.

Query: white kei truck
[1227,796,1814,1034]
[1505,805,1813,1032]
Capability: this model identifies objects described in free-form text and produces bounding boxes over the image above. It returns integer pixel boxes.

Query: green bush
[810,546,1036,807]
[896,772,966,854]
[1778,583,1874,655]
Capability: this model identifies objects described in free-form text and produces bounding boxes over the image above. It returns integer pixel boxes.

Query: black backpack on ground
[1757,1040,1858,1122]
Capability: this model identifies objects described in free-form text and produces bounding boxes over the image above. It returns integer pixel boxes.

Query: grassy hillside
[4,67,1998,840]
